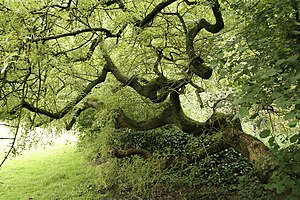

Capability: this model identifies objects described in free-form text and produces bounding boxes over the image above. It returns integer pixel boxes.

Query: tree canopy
[0,0,299,191]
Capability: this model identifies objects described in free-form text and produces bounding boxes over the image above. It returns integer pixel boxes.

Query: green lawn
[0,144,107,200]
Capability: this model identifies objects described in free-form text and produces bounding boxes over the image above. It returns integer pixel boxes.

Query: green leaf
[284,112,296,120]
[239,107,249,117]
[275,184,286,194]
[275,59,286,66]
[290,134,300,143]
[268,137,276,146]
[271,92,282,99]
[292,30,300,35]
[290,73,300,82]
[259,129,271,138]
[286,55,298,63]
[210,60,218,67]
[288,120,298,128]
[293,151,300,162]
[266,68,277,76]
[275,97,285,108]
[232,98,241,105]
[293,165,300,174]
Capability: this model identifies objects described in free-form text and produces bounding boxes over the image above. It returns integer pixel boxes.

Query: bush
[265,144,300,200]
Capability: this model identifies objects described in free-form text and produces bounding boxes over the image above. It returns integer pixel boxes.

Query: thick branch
[22,101,60,118]
[116,92,231,135]
[102,49,188,103]
[104,0,125,9]
[116,109,170,130]
[223,129,274,183]
[186,0,224,79]
[135,0,177,27]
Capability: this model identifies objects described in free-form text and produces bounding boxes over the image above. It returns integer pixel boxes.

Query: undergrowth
[78,122,279,199]
[75,109,300,199]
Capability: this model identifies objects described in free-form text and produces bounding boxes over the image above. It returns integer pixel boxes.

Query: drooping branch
[66,105,89,131]
[22,101,60,118]
[161,12,187,34]
[186,0,224,79]
[30,28,118,42]
[99,0,177,25]
[22,67,109,119]
[73,38,101,62]
[66,99,105,130]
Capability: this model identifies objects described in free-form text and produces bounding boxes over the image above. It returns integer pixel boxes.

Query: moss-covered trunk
[114,92,275,183]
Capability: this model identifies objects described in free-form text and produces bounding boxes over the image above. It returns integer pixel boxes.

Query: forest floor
[0,144,107,200]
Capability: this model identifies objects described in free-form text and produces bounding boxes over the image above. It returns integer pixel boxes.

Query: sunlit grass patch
[0,144,107,200]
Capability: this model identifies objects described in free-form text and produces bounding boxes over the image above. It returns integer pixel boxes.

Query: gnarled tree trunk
[114,92,275,183]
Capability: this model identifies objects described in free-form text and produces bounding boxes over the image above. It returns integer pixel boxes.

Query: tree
[0,0,299,184]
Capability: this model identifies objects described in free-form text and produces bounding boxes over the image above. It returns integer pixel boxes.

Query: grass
[0,144,107,200]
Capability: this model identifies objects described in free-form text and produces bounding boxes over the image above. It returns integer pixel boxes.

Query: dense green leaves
[0,0,298,138]
[266,145,300,199]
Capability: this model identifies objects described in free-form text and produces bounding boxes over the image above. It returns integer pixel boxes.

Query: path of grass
[0,144,107,200]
